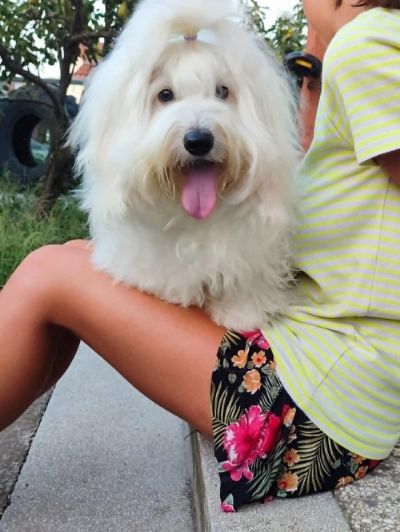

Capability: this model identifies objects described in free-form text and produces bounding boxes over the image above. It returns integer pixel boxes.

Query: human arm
[299,26,326,152]
[321,12,400,177]
[376,150,400,188]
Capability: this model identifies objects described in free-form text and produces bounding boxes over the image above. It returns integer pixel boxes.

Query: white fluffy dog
[69,0,299,331]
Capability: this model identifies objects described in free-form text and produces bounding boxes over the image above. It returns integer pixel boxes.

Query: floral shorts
[211,330,381,512]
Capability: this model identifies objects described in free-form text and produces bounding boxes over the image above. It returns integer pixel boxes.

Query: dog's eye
[216,85,229,101]
[158,89,175,103]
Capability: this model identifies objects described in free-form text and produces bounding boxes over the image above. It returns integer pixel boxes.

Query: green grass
[0,189,88,287]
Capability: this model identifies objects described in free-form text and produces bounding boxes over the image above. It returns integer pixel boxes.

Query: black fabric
[211,330,381,512]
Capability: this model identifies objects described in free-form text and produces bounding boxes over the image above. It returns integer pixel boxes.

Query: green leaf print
[211,381,242,449]
[289,421,342,495]
[219,331,243,354]
[248,440,287,501]
[259,378,282,413]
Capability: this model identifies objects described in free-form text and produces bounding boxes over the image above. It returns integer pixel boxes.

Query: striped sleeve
[327,29,400,165]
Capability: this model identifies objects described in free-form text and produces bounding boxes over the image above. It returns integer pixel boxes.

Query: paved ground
[0,392,52,518]
[336,441,400,531]
[0,344,194,531]
[1,343,399,531]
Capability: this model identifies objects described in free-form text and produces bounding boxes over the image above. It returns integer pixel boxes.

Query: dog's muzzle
[184,129,214,156]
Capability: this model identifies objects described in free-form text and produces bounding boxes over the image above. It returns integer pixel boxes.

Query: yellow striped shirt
[263,8,400,459]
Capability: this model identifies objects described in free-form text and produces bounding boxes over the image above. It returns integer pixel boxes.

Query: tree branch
[58,0,84,103]
[67,29,118,47]
[0,42,63,117]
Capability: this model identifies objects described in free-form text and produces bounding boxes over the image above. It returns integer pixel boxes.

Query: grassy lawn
[0,186,88,287]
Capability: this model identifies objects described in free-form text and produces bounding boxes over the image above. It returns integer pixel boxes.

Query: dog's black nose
[184,129,214,156]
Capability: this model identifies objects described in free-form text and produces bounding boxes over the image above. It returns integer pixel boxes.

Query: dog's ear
[251,48,299,176]
[215,26,300,216]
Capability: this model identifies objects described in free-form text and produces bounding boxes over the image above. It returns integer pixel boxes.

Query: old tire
[0,98,55,186]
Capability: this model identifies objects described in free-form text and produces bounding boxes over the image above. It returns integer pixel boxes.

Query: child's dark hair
[336,0,400,7]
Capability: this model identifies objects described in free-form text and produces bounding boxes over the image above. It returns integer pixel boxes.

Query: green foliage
[266,1,307,57]
[0,181,88,286]
[243,0,269,37]
[0,0,140,210]
[243,0,307,58]
[0,0,139,80]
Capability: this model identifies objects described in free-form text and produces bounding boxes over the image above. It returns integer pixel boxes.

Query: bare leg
[34,241,92,397]
[34,328,80,398]
[0,243,225,436]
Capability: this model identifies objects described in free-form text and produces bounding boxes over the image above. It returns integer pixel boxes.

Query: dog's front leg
[205,287,271,332]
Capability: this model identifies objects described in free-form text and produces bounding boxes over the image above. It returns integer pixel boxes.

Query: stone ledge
[335,442,400,531]
[0,392,52,518]
[191,433,350,532]
[191,433,400,532]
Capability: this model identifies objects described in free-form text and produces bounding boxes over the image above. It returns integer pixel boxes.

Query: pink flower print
[222,406,266,481]
[222,405,288,482]
[368,460,381,471]
[258,412,285,457]
[221,498,236,513]
[258,404,291,458]
[241,330,270,350]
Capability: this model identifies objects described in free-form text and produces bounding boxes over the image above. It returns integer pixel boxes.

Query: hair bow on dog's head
[184,34,198,41]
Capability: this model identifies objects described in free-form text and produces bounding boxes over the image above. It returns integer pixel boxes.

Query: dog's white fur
[69,0,299,330]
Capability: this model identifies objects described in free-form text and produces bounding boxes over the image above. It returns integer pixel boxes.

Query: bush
[0,186,88,286]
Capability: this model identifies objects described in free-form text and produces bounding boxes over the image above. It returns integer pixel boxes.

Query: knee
[63,239,91,249]
[6,245,64,302]
[5,244,93,325]
[19,244,62,274]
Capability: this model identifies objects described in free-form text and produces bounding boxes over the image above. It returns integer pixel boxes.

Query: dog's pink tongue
[181,167,218,220]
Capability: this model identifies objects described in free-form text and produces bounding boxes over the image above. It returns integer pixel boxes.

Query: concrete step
[0,344,194,532]
[191,433,350,532]
[190,425,400,531]
[2,342,399,532]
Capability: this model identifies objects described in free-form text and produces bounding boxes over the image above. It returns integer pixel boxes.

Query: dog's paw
[206,301,266,331]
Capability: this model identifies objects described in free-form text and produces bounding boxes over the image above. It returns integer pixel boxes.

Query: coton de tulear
[69,0,299,331]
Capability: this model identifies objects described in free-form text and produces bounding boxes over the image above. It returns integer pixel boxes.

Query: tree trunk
[35,30,80,218]
[35,119,75,217]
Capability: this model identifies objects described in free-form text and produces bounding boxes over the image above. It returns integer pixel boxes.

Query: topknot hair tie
[184,34,198,41]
